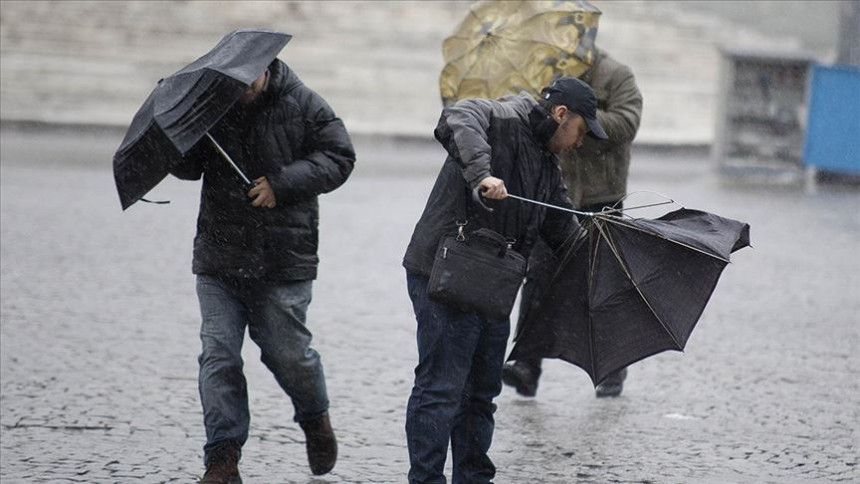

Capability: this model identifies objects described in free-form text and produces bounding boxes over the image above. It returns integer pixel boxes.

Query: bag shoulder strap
[455,179,469,222]
[453,180,470,240]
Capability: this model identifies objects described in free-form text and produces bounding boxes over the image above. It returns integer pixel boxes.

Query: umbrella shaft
[506,194,674,216]
[205,133,252,185]
[506,194,592,216]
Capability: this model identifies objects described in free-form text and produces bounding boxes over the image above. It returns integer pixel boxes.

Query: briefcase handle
[471,228,514,257]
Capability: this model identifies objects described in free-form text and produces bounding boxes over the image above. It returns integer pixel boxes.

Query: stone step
[0,0,810,144]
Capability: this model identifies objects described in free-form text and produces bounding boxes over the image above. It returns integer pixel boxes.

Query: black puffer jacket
[170,60,355,281]
[402,93,584,276]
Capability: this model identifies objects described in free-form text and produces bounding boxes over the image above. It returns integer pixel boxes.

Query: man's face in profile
[546,107,588,154]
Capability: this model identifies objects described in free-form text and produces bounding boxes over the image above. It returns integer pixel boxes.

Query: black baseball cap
[541,76,608,140]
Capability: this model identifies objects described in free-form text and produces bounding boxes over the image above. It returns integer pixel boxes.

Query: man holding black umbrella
[402,76,607,484]
[162,32,355,482]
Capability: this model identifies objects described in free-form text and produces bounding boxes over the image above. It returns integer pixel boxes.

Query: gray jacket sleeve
[433,98,496,188]
[595,64,643,144]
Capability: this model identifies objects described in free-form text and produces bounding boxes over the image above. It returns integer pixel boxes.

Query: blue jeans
[405,272,511,484]
[196,275,329,463]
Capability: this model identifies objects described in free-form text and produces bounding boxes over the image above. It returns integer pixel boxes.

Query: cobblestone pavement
[1,129,858,483]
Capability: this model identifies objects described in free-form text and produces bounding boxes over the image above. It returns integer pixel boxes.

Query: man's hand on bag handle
[478,176,507,200]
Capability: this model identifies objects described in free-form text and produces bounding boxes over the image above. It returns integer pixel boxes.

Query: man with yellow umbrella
[441,0,643,399]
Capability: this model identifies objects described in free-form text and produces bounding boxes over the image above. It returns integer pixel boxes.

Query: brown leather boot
[200,443,242,484]
[299,412,337,475]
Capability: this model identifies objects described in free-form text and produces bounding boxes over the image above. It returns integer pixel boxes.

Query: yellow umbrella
[440,0,601,106]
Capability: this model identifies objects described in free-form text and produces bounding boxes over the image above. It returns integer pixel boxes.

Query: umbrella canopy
[508,208,751,385]
[440,0,601,106]
[113,29,291,209]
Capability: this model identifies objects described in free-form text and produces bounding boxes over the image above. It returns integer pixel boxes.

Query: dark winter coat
[402,93,584,276]
[170,59,355,281]
[560,49,643,208]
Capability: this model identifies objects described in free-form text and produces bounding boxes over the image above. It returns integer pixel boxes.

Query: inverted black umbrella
[505,202,750,386]
[112,28,291,209]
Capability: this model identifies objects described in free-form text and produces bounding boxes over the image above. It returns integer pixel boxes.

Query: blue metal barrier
[803,64,860,174]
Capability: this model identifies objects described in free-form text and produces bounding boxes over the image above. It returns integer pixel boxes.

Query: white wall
[0,0,829,145]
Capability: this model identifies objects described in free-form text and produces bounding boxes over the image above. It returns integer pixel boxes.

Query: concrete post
[837,0,860,66]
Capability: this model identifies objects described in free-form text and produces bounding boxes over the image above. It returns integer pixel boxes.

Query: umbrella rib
[493,40,544,94]
[445,35,590,89]
[537,221,601,379]
[598,215,732,264]
[491,4,596,38]
[592,219,684,350]
[586,225,599,382]
[442,36,486,66]
[613,200,677,215]
[115,119,156,157]
[464,61,491,96]
[490,35,582,56]
[449,40,496,91]
[466,4,485,28]
[452,37,531,94]
[169,86,221,133]
[478,35,538,94]
[442,36,569,70]
[443,3,596,70]
[438,6,491,67]
[514,224,587,342]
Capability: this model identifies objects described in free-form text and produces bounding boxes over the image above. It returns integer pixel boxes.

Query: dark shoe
[595,367,628,398]
[299,412,337,475]
[200,442,242,484]
[502,361,541,397]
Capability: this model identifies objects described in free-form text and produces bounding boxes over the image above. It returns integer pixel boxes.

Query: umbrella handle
[472,186,494,213]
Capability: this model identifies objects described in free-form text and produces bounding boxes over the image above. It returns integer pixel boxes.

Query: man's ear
[552,105,568,122]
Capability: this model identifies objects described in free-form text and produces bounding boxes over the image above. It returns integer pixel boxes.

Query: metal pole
[205,132,253,186]
[505,194,593,216]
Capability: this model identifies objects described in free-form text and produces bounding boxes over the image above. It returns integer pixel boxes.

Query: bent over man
[402,77,607,484]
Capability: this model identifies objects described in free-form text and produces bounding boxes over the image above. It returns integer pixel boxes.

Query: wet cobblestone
[1,131,858,482]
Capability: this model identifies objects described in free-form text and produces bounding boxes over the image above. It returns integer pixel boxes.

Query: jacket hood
[503,93,559,148]
[500,92,539,120]
[259,59,303,105]
[580,48,606,84]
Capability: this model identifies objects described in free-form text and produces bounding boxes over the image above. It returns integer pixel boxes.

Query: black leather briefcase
[428,227,527,320]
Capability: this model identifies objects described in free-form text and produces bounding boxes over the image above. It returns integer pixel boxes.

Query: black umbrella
[507,205,751,386]
[112,29,291,209]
